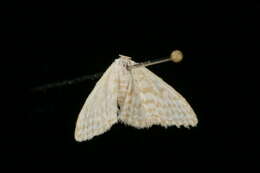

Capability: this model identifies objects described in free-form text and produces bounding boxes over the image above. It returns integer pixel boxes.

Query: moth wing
[118,67,198,128]
[75,63,119,142]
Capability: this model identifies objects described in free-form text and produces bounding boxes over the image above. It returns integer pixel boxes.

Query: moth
[75,53,198,142]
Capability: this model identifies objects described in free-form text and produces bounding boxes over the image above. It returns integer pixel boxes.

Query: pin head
[170,50,183,63]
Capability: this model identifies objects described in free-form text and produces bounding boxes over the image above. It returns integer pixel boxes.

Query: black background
[7,2,259,170]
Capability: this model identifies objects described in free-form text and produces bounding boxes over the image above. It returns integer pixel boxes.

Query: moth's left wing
[74,62,119,142]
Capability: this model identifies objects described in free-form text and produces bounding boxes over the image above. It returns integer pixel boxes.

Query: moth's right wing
[74,62,119,142]
[118,66,198,128]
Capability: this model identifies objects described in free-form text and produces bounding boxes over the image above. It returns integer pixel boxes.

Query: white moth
[75,55,198,142]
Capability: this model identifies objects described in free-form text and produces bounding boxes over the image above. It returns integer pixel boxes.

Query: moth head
[119,54,132,60]
[116,54,134,70]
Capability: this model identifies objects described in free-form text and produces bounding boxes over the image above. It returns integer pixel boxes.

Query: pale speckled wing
[74,62,119,142]
[118,65,198,128]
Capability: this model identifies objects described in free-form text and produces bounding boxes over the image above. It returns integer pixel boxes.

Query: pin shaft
[128,57,171,70]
